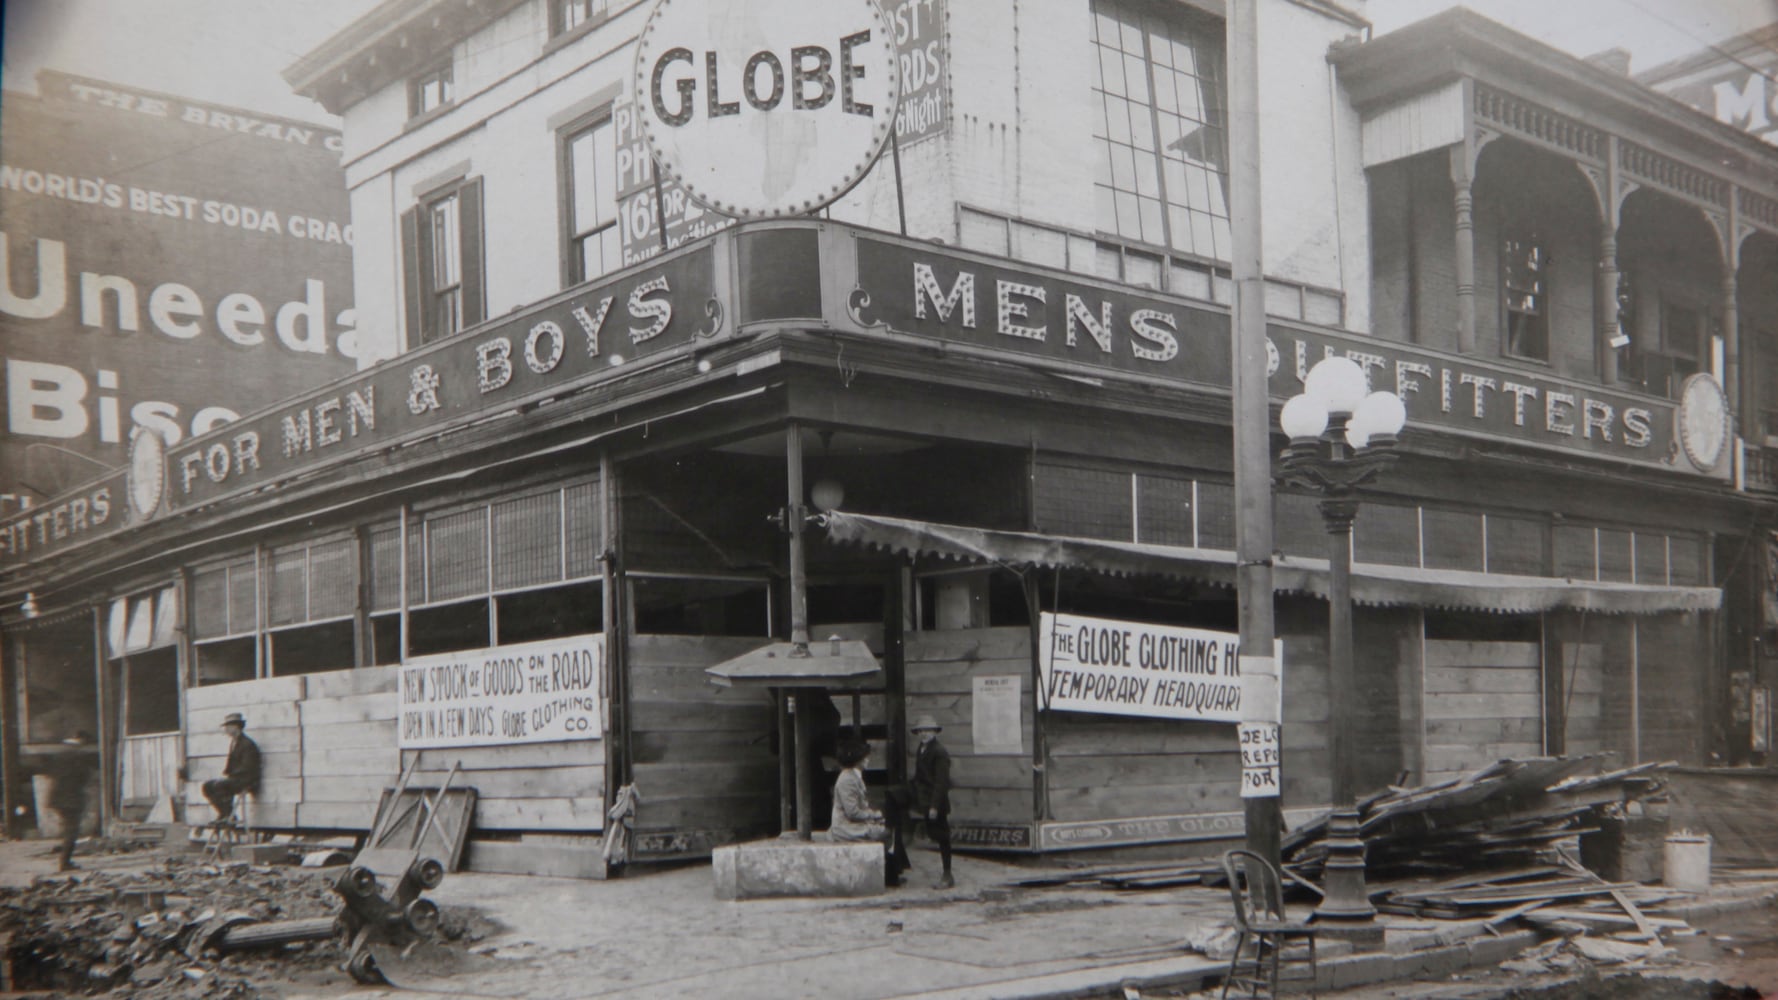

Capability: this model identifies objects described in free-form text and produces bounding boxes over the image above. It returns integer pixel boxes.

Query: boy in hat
[203,713,261,826]
[909,715,954,889]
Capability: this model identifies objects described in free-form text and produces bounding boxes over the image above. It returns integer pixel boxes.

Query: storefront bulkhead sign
[1037,612,1246,723]
[399,635,604,749]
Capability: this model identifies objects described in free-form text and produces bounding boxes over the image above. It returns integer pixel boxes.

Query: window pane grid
[227,558,258,636]
[369,525,402,612]
[267,547,309,628]
[565,480,604,579]
[192,567,229,639]
[494,491,564,591]
[308,539,356,621]
[1090,0,1228,259]
[426,507,489,604]
[568,118,620,283]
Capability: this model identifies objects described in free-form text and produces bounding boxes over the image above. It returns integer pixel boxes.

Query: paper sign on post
[1239,721,1282,798]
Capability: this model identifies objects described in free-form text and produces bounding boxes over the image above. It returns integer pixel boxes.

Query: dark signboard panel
[0,72,357,512]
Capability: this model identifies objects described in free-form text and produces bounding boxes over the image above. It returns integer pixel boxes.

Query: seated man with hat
[203,712,261,826]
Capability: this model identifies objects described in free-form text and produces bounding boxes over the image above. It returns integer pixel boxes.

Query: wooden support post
[1451,145,1478,355]
[777,690,794,834]
[793,690,813,840]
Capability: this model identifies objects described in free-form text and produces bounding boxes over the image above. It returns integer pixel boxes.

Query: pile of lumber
[1284,755,1672,880]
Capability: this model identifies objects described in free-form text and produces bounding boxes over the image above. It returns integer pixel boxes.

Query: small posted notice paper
[1238,721,1281,798]
[972,675,1024,755]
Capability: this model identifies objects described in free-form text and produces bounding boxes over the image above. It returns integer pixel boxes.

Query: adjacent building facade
[2,0,1770,870]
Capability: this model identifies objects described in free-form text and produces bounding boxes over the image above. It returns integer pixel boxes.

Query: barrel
[1663,833,1711,892]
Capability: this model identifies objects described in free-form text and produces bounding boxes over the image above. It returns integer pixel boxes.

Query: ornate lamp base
[1311,806,1384,946]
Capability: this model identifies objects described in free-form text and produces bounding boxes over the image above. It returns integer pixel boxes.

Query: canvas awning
[819,510,1720,617]
[705,638,882,688]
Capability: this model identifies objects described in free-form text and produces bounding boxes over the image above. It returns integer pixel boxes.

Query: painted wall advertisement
[398,635,604,749]
[0,72,357,514]
[1037,612,1248,723]
[613,0,946,265]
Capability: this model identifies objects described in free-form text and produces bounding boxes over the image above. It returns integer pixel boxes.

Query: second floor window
[1629,301,1705,399]
[1090,0,1230,261]
[402,178,485,347]
[410,62,454,118]
[552,0,610,36]
[1502,232,1549,361]
[564,116,620,284]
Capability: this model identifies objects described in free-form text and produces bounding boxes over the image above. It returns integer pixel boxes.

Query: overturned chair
[1220,849,1318,999]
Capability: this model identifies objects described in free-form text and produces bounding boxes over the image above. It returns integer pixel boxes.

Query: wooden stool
[202,791,255,860]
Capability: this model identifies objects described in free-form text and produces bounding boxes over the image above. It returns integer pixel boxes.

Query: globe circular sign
[633,0,900,219]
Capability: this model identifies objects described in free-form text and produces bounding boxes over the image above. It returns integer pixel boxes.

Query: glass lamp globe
[1279,394,1329,441]
[810,478,846,512]
[1303,357,1369,416]
[1347,391,1407,449]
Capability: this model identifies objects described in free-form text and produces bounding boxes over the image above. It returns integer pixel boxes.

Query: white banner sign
[399,635,604,749]
[1038,613,1245,722]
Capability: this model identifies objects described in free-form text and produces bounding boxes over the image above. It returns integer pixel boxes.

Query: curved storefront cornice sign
[634,0,900,218]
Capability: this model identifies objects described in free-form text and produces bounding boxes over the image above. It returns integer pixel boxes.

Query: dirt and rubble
[0,857,493,999]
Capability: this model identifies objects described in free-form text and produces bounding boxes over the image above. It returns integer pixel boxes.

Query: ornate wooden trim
[1619,140,1730,211]
[1472,84,1604,164]
[1738,188,1778,237]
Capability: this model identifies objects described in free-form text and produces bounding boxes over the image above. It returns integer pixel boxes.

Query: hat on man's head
[221,713,246,728]
[910,715,942,733]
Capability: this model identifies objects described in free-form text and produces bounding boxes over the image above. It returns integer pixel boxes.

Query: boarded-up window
[1034,463,1131,540]
[1486,515,1544,576]
[1355,503,1418,567]
[1423,509,1483,571]
[1135,474,1193,547]
[1553,525,1596,580]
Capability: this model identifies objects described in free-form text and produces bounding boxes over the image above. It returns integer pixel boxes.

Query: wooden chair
[1220,849,1318,999]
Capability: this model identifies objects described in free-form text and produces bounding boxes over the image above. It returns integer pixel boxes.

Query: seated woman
[828,740,903,886]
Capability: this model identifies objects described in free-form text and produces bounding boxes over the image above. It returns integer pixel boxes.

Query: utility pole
[1228,0,1283,867]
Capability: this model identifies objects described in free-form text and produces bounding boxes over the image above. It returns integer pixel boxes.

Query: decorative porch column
[1722,190,1744,434]
[1450,146,1477,354]
[1598,224,1620,385]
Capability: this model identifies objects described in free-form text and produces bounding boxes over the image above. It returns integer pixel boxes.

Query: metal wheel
[350,866,379,897]
[346,947,382,984]
[415,857,445,890]
[403,897,441,936]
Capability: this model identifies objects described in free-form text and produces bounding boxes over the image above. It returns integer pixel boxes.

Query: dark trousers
[926,810,953,874]
[52,802,82,870]
[882,793,912,881]
[203,777,252,822]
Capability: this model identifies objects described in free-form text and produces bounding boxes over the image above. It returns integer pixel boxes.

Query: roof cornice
[284,0,528,116]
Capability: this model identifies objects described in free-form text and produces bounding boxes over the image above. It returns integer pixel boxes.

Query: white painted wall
[333,0,1378,363]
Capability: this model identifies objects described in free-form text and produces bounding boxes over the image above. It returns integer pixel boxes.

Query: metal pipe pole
[1228,0,1282,866]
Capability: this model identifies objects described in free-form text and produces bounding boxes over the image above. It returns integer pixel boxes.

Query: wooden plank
[1046,752,1239,788]
[631,761,777,798]
[296,800,377,829]
[1423,640,1540,669]
[303,720,398,751]
[629,700,774,732]
[949,756,1035,789]
[474,797,605,830]
[1426,667,1542,695]
[186,675,306,710]
[190,702,300,730]
[303,746,403,777]
[632,730,775,764]
[412,764,607,799]
[302,666,400,698]
[299,692,398,726]
[1423,692,1542,720]
[905,627,1029,662]
[301,774,402,803]
[463,839,608,879]
[188,726,303,756]
[181,773,301,802]
[633,793,777,830]
[1424,717,1541,743]
[403,740,605,771]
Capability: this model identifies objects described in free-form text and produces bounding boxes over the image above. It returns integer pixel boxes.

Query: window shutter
[308,538,357,620]
[401,205,425,348]
[459,177,486,327]
[369,524,403,612]
[192,566,229,639]
[268,546,308,627]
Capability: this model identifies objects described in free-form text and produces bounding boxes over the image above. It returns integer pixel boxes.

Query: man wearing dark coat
[29,732,98,872]
[202,712,261,825]
[909,714,954,889]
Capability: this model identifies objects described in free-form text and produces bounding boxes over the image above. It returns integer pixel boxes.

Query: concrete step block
[712,838,886,900]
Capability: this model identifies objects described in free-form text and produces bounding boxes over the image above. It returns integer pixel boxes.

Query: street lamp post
[1277,357,1406,935]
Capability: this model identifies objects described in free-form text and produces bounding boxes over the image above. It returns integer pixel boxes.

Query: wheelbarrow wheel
[404,898,440,936]
[346,947,382,984]
[416,857,445,890]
